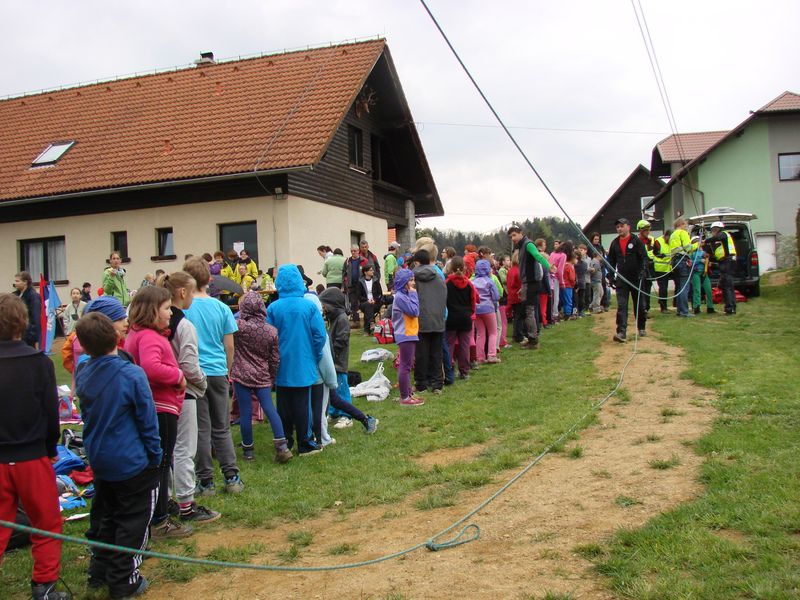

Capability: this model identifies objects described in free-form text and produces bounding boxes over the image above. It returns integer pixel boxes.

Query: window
[350,230,364,248]
[19,236,67,282]
[348,126,363,168]
[111,231,129,260]
[219,221,258,265]
[155,227,174,258]
[778,153,800,181]
[641,196,655,219]
[371,134,381,180]
[31,141,75,167]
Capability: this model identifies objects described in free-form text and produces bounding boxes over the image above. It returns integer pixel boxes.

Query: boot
[241,442,254,461]
[273,438,293,463]
[31,581,71,600]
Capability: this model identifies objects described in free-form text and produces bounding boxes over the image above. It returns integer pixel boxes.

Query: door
[219,221,258,265]
[755,233,776,273]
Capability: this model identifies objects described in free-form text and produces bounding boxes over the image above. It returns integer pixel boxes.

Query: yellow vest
[714,231,737,261]
[669,228,698,257]
[653,236,671,273]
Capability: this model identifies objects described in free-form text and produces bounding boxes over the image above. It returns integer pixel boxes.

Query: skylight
[31,141,75,166]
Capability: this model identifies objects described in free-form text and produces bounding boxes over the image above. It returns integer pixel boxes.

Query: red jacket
[563,263,577,288]
[506,265,522,306]
[125,326,184,416]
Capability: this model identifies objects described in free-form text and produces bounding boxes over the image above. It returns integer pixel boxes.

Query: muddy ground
[155,311,716,599]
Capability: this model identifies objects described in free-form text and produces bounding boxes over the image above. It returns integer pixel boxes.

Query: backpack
[372,317,395,344]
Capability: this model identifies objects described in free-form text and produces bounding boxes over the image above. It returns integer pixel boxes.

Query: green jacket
[322,254,345,285]
[102,268,130,306]
[384,252,398,287]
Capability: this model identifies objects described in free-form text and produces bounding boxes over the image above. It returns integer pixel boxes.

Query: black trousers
[718,258,737,313]
[641,269,654,313]
[87,467,159,598]
[656,272,671,310]
[615,278,646,335]
[276,386,316,453]
[511,303,525,342]
[347,287,360,324]
[414,331,444,391]
[154,412,177,523]
[360,300,383,333]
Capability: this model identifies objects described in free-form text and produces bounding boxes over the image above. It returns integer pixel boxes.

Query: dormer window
[31,141,75,167]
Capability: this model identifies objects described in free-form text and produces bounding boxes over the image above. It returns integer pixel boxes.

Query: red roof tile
[0,40,386,202]
[656,131,729,163]
[757,91,800,113]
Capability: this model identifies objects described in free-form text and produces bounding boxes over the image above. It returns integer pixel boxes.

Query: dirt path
[155,312,716,599]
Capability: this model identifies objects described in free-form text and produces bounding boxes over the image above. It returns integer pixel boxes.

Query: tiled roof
[757,90,800,113]
[656,131,729,163]
[0,39,386,202]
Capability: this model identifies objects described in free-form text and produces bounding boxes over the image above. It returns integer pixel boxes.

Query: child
[506,251,524,343]
[534,238,551,328]
[231,292,292,462]
[75,312,162,599]
[563,252,577,319]
[472,259,500,364]
[318,287,379,433]
[575,245,590,317]
[445,256,477,379]
[81,281,93,303]
[125,286,190,538]
[235,261,257,292]
[0,294,69,600]
[392,268,423,405]
[358,265,383,335]
[182,257,243,494]
[266,264,328,455]
[157,272,220,524]
[59,287,86,336]
[589,249,604,313]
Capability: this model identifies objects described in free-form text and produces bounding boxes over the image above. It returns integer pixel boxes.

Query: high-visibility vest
[639,234,655,263]
[669,228,698,257]
[714,230,737,261]
[653,236,671,273]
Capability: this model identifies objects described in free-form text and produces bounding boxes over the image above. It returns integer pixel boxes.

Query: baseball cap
[389,241,401,250]
[614,217,630,226]
[710,221,724,229]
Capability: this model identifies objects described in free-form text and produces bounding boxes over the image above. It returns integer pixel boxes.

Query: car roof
[688,207,757,225]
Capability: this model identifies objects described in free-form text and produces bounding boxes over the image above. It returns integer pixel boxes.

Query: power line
[414,120,666,136]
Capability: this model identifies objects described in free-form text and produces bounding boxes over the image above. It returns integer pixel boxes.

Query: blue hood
[276,264,306,298]
[475,259,492,277]
[394,268,414,292]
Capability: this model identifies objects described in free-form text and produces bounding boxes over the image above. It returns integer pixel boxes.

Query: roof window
[31,141,75,167]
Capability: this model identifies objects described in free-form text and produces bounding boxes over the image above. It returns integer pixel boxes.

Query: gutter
[0,165,312,208]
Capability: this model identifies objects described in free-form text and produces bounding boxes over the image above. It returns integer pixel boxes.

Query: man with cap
[636,220,656,315]
[384,242,401,291]
[607,218,647,342]
[704,221,737,315]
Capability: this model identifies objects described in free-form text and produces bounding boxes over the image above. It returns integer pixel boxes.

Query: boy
[75,312,162,599]
[182,257,243,495]
[0,294,69,600]
[357,265,384,335]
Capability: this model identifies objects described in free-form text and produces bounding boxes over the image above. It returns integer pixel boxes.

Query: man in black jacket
[357,265,384,334]
[607,218,648,342]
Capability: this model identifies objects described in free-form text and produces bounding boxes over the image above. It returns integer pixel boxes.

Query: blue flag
[44,280,62,355]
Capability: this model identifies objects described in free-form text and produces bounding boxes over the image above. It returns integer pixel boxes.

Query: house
[0,39,443,293]
[645,91,800,272]
[582,164,665,249]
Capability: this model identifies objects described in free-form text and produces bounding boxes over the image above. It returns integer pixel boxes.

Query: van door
[755,233,777,273]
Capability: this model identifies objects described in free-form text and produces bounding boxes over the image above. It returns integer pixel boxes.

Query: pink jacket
[125,326,184,416]
[550,251,567,285]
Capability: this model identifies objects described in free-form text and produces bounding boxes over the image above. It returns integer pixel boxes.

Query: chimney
[194,51,216,67]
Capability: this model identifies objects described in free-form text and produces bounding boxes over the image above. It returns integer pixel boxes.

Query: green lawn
[589,270,800,599]
[2,315,611,597]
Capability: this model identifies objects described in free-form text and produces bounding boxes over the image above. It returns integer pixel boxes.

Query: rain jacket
[125,325,185,416]
[319,287,350,374]
[267,264,327,387]
[412,264,446,333]
[232,292,279,389]
[472,259,499,315]
[392,269,419,343]
[76,354,162,481]
[445,272,477,332]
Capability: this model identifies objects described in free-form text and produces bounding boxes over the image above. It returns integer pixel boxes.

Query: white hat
[710,221,724,229]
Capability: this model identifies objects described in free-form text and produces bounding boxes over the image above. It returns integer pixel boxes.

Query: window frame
[348,125,364,169]
[31,141,76,167]
[152,227,175,261]
[18,236,68,283]
[111,231,130,262]
[778,153,800,181]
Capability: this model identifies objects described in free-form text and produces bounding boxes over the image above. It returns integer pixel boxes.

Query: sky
[1,0,798,234]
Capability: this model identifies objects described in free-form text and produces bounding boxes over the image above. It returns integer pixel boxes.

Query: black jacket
[319,288,350,373]
[14,287,41,348]
[607,234,647,283]
[357,277,383,306]
[0,340,59,462]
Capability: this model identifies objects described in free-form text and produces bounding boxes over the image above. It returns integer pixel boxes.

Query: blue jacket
[75,354,162,482]
[267,264,328,387]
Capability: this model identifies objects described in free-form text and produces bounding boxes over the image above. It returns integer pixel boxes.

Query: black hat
[614,217,630,226]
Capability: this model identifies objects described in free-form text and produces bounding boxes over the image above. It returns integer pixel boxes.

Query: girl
[60,287,86,336]
[12,271,41,348]
[445,256,477,380]
[125,286,190,538]
[392,268,423,406]
[472,259,500,364]
[157,272,220,524]
[235,261,257,292]
[231,292,291,462]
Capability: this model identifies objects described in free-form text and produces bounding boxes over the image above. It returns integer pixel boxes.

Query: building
[0,39,442,293]
[645,91,800,272]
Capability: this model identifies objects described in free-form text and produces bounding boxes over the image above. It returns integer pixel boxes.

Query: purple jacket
[391,268,420,343]
[472,259,499,315]
[232,292,280,388]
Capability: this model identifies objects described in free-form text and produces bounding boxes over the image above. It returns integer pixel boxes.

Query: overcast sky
[2,0,798,233]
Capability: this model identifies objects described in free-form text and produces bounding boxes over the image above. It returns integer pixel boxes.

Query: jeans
[673,258,691,316]
[562,287,574,317]
[196,376,239,482]
[232,382,284,445]
[441,334,455,384]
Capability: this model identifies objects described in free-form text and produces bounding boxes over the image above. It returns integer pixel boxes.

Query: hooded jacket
[445,272,477,332]
[472,259,500,315]
[0,341,59,462]
[232,292,280,389]
[319,287,350,374]
[167,306,207,400]
[412,264,447,333]
[267,264,327,387]
[392,268,420,343]
[76,354,163,481]
[125,325,185,416]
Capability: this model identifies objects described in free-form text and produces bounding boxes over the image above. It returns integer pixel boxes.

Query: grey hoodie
[412,264,447,333]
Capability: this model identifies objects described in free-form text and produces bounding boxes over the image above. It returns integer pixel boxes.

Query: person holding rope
[636,220,656,316]
[669,217,699,318]
[705,221,738,315]
[607,218,647,343]
[652,229,672,313]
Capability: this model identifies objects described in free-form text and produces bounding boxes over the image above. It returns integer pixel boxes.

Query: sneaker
[299,446,324,456]
[224,473,245,494]
[432,388,443,395]
[707,307,716,314]
[167,498,180,517]
[613,333,626,343]
[31,581,71,600]
[458,373,469,381]
[116,576,148,599]
[400,396,425,406]
[526,338,540,349]
[365,416,379,434]
[486,356,501,363]
[151,517,194,539]
[333,417,353,429]
[180,502,222,524]
[322,437,336,446]
[638,329,647,337]
[195,480,216,497]
[241,443,254,461]
[693,306,701,315]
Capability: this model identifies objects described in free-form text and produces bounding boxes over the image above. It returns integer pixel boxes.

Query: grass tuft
[648,454,682,470]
